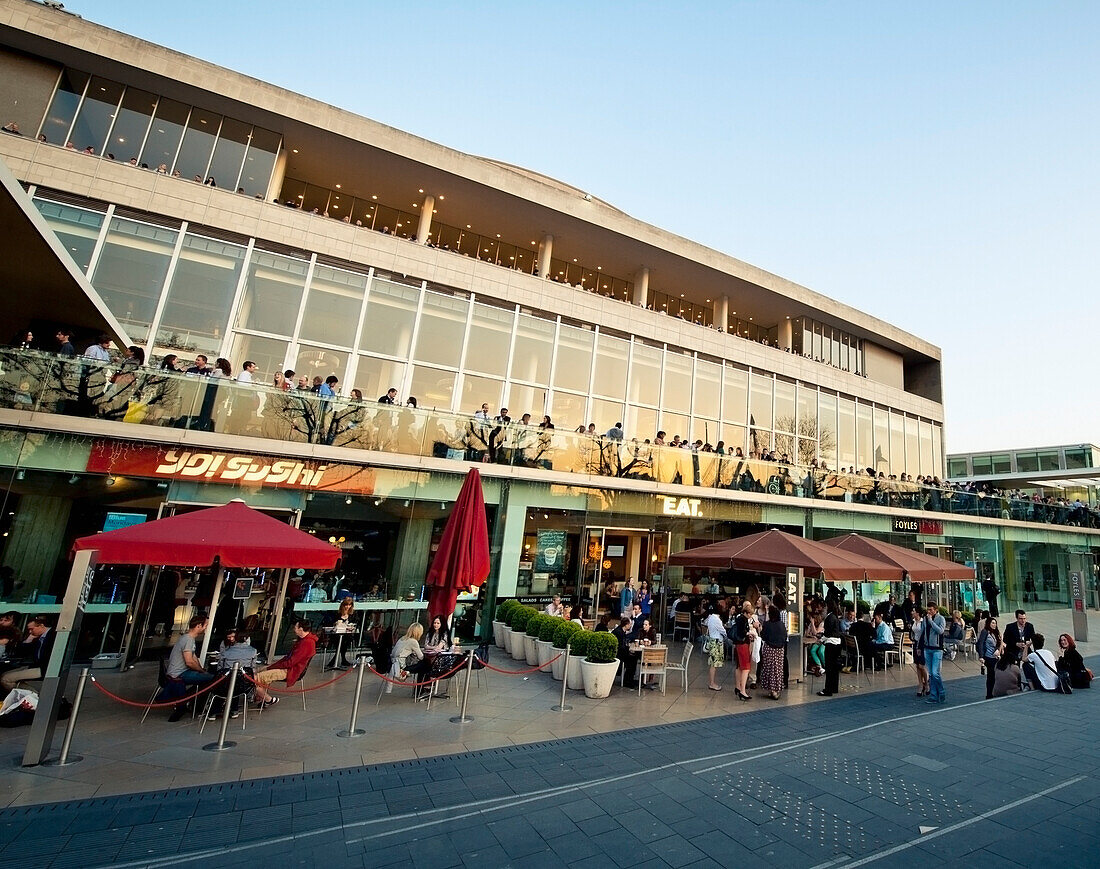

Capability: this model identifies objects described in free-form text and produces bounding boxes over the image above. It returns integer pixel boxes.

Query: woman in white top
[704,607,727,691]
[388,622,426,690]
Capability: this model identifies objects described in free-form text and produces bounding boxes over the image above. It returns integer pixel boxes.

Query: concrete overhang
[0,152,127,344]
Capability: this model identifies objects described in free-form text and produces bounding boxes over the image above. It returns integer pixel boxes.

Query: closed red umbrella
[425,468,491,623]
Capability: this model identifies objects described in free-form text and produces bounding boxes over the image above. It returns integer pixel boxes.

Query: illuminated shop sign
[86,440,375,494]
[892,517,943,535]
[660,496,703,517]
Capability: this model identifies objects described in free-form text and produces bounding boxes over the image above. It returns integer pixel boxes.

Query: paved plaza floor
[0,610,1095,867]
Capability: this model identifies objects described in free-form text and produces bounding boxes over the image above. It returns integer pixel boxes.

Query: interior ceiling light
[335,184,341,189]
[419,188,425,193]
[292,148,299,153]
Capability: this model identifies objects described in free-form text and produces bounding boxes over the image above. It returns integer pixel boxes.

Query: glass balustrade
[0,348,1095,530]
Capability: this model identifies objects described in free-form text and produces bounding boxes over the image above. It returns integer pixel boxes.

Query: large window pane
[459,374,503,414]
[856,403,873,470]
[414,292,468,368]
[550,392,586,432]
[506,383,547,420]
[628,341,661,406]
[91,217,178,342]
[142,97,189,173]
[465,303,512,377]
[694,359,721,418]
[932,425,942,478]
[838,397,855,469]
[207,118,250,191]
[723,365,747,425]
[39,69,88,145]
[592,333,628,399]
[354,356,406,404]
[721,424,746,454]
[919,421,934,478]
[589,399,623,433]
[33,198,104,274]
[625,406,658,443]
[554,324,593,393]
[890,412,905,476]
[68,76,123,154]
[175,107,221,181]
[749,372,773,430]
[774,378,795,432]
[230,334,286,383]
[239,126,280,198]
[691,417,718,446]
[818,393,837,469]
[299,264,366,347]
[662,350,692,414]
[873,407,890,474]
[661,412,688,442]
[237,250,309,336]
[157,233,245,359]
[295,345,349,388]
[408,365,455,411]
[104,87,156,163]
[510,313,554,384]
[904,416,919,476]
[361,278,419,358]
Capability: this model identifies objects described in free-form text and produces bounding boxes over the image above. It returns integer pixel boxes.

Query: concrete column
[537,234,554,278]
[713,295,729,332]
[633,267,649,307]
[416,194,435,244]
[779,318,793,350]
[266,148,287,202]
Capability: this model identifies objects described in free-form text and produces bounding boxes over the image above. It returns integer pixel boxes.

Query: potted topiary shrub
[536,613,560,673]
[550,620,583,680]
[509,606,535,661]
[493,599,517,649]
[524,613,547,665]
[580,630,621,698]
[565,628,590,690]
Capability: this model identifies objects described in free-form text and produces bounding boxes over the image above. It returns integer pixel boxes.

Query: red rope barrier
[479,652,561,676]
[367,657,470,687]
[89,673,228,709]
[239,665,358,694]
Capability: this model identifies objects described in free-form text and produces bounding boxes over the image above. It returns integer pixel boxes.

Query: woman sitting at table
[569,605,585,626]
[424,615,456,653]
[386,623,428,694]
[325,596,357,669]
[636,616,657,646]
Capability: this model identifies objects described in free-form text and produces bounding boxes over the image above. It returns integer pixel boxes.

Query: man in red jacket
[253,619,316,707]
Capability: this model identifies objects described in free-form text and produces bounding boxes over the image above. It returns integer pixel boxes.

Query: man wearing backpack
[922,603,947,704]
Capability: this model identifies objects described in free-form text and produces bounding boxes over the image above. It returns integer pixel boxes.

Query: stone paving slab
[0,650,1097,868]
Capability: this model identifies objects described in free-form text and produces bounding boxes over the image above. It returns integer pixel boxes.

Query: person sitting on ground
[209,626,258,720]
[544,594,564,618]
[943,610,966,659]
[870,612,895,668]
[1055,633,1091,689]
[1023,634,1061,692]
[252,619,316,707]
[992,647,1023,697]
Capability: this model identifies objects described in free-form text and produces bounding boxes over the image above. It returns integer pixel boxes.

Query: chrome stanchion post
[43,666,88,767]
[552,644,572,712]
[338,655,367,738]
[449,648,476,724]
[203,662,238,752]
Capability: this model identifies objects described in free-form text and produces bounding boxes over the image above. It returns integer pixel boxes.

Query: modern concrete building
[0,0,1095,661]
[948,444,1100,505]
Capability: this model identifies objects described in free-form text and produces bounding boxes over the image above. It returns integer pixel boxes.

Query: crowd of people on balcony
[4,333,1098,530]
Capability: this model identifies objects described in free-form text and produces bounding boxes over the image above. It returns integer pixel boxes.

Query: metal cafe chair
[842,634,870,685]
[637,646,668,695]
[664,641,693,693]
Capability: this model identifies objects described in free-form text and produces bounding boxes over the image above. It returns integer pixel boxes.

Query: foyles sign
[892,517,943,535]
[86,440,375,493]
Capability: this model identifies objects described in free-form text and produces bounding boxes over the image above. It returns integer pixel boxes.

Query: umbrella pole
[198,565,224,665]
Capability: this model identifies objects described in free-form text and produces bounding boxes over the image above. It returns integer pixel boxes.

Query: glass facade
[29,194,944,478]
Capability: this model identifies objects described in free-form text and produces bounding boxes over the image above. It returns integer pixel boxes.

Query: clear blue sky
[81,0,1100,454]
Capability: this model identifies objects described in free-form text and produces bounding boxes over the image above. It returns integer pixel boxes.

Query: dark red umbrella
[818,533,976,581]
[425,468,491,622]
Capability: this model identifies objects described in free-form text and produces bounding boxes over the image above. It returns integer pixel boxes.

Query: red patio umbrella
[425,468,491,622]
[818,533,976,581]
[667,528,904,581]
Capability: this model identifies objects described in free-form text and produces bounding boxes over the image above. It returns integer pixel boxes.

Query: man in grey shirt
[167,615,215,721]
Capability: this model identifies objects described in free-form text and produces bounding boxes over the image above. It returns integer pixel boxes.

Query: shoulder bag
[1036,652,1072,694]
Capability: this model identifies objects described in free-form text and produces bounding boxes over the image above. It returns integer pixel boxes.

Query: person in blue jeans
[922,602,947,704]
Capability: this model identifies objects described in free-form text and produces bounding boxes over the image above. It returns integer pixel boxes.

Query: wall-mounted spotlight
[345,495,353,505]
[15,470,25,481]
[68,474,79,484]
[105,475,116,486]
